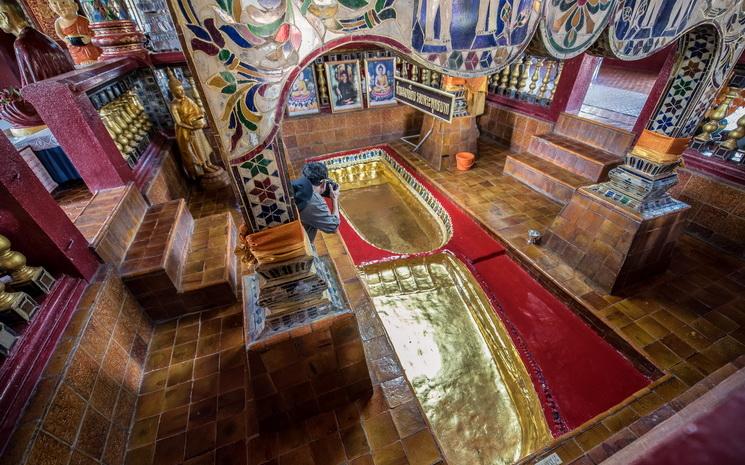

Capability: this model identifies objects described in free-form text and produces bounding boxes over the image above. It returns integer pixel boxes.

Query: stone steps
[504,152,587,204]
[119,200,238,320]
[74,183,148,265]
[528,133,624,181]
[504,112,634,205]
[553,112,635,156]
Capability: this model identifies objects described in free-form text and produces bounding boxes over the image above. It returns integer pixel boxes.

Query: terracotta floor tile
[371,441,408,465]
[158,405,190,440]
[309,433,346,465]
[130,416,160,448]
[341,424,370,459]
[186,423,217,459]
[190,397,218,428]
[363,411,399,451]
[390,401,427,439]
[401,430,441,465]
[43,384,87,444]
[305,411,338,441]
[153,432,187,465]
[216,439,247,465]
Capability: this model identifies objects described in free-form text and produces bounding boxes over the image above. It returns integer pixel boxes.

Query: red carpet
[314,145,650,434]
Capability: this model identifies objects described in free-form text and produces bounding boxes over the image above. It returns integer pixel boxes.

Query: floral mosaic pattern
[232,143,296,232]
[648,27,718,137]
[167,0,745,232]
[541,0,617,59]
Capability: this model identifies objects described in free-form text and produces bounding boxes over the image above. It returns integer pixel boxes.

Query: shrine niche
[163,0,745,234]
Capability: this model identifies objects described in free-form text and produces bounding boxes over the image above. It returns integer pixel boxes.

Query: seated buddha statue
[0,0,74,87]
[0,0,73,134]
[49,0,101,66]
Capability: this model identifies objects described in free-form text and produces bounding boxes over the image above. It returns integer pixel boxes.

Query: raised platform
[505,113,634,204]
[121,201,238,320]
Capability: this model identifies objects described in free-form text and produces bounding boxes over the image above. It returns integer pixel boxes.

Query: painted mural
[165,0,745,231]
[541,0,617,59]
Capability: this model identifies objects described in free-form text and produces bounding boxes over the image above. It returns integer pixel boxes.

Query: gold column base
[0,287,39,323]
[8,267,56,296]
[0,322,19,356]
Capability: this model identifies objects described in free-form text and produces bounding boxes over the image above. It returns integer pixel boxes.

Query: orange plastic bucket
[455,152,475,171]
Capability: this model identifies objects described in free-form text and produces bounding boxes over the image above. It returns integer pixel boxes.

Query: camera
[321,179,338,198]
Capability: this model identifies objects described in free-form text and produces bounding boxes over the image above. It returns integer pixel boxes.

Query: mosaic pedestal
[546,187,689,293]
[243,257,372,431]
[419,115,479,171]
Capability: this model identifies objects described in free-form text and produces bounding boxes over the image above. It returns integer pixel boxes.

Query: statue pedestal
[199,167,231,191]
[419,114,479,171]
[546,187,689,293]
[243,256,372,431]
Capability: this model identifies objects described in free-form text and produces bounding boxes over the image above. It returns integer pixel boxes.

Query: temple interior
[2,1,745,465]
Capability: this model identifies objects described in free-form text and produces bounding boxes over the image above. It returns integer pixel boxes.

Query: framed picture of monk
[325,60,363,113]
[365,57,396,107]
[287,66,320,116]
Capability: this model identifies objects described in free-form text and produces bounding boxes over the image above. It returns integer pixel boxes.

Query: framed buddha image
[325,60,363,113]
[287,67,320,116]
[365,57,396,107]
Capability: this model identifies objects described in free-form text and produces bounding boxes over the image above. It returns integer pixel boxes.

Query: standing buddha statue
[167,69,221,180]
[49,0,101,66]
[0,0,74,87]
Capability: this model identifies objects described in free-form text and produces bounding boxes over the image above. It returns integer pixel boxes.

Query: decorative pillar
[632,44,678,136]
[79,0,147,61]
[545,130,690,293]
[0,132,99,280]
[22,78,135,190]
[238,210,371,431]
[418,76,485,171]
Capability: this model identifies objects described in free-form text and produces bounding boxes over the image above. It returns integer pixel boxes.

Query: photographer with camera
[291,162,340,242]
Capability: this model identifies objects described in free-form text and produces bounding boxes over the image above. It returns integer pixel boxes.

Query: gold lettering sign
[395,78,455,123]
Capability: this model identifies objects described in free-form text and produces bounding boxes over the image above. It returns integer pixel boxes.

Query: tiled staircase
[73,184,239,321]
[504,112,635,204]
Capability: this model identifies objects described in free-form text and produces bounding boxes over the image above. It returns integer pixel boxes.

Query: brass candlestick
[0,234,56,296]
[0,281,39,323]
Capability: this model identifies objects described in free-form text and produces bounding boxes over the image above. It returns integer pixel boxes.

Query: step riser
[554,113,635,156]
[122,208,239,322]
[504,156,577,204]
[528,137,622,181]
[121,200,194,309]
[75,185,148,266]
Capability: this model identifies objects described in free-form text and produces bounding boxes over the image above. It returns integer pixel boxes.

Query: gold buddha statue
[49,0,101,66]
[167,69,221,180]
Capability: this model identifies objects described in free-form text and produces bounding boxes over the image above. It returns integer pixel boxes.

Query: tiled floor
[387,138,745,463]
[125,278,445,465]
[117,136,745,465]
[54,183,95,223]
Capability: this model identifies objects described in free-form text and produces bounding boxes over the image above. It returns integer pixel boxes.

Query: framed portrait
[365,57,396,107]
[287,67,320,116]
[325,60,363,113]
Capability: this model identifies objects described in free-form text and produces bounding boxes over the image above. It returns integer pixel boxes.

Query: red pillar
[22,79,134,190]
[0,133,99,280]
[548,53,602,121]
